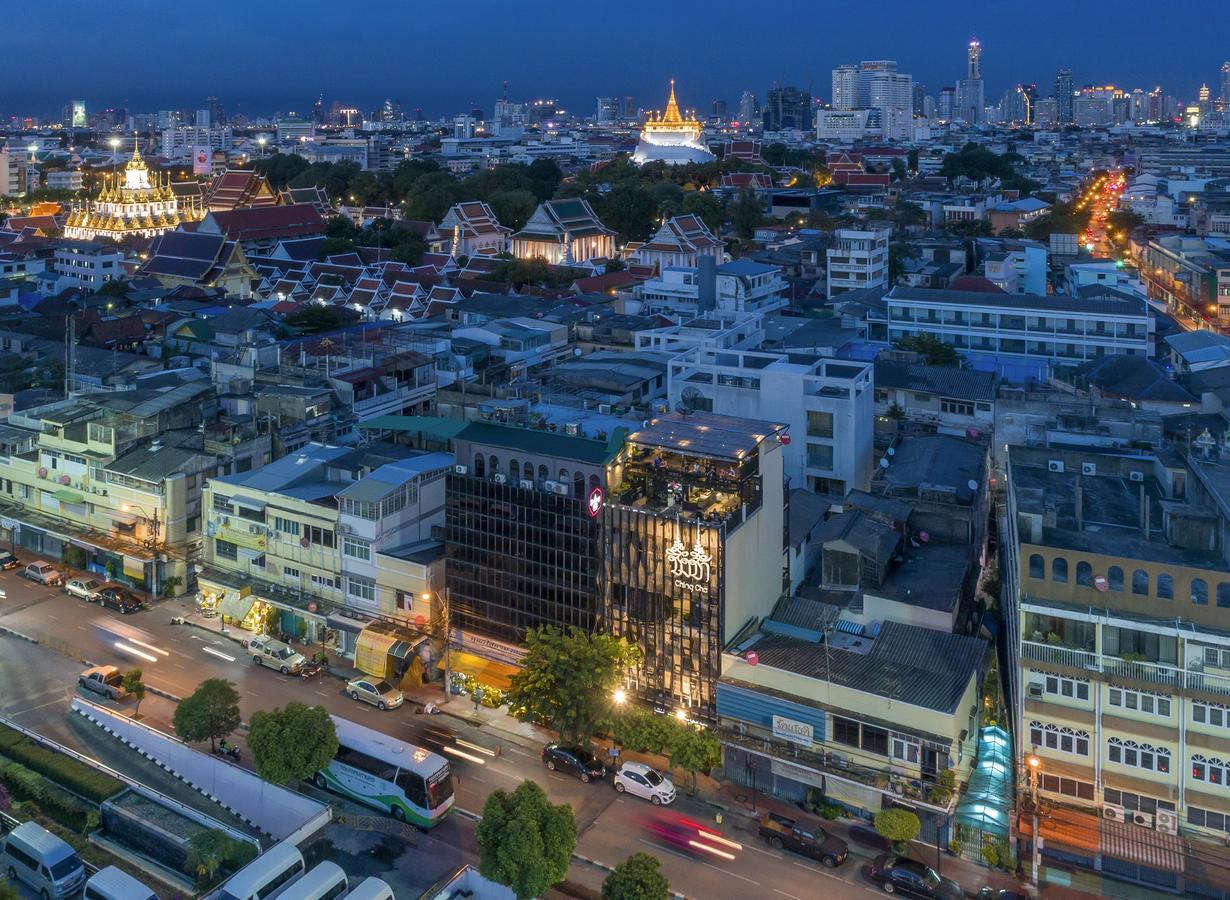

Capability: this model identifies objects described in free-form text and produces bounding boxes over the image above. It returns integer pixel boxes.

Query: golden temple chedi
[632,80,716,166]
[64,137,194,241]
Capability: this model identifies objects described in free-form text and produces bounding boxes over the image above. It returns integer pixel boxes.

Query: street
[0,568,896,899]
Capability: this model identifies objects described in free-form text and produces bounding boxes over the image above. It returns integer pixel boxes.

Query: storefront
[355,620,430,681]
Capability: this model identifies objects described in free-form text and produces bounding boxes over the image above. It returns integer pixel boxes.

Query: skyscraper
[955,38,985,124]
[1221,62,1230,112]
[832,65,858,111]
[857,60,913,141]
[737,90,759,126]
[938,87,956,121]
[1054,69,1074,124]
[912,82,926,117]
[764,85,811,131]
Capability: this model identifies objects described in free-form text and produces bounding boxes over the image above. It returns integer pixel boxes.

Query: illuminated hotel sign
[666,534,712,593]
[586,486,604,518]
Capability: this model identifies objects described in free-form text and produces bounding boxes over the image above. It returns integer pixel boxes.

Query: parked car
[758,812,848,867]
[64,577,103,602]
[78,666,128,701]
[0,549,20,570]
[95,583,142,614]
[345,677,403,710]
[613,761,676,805]
[21,561,61,586]
[541,743,605,783]
[868,854,964,899]
[248,636,307,674]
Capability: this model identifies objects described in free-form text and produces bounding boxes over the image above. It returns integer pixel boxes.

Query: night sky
[5,0,1228,119]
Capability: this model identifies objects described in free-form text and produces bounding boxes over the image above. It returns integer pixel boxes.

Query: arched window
[1052,557,1068,583]
[1108,566,1124,592]
[558,468,569,484]
[1218,583,1230,609]
[589,474,601,490]
[1029,554,1044,579]
[1132,569,1149,595]
[473,452,485,478]
[1076,561,1094,587]
[1028,721,1089,756]
[489,455,499,476]
[1191,754,1228,787]
[508,459,520,483]
[537,464,548,486]
[1108,737,1170,772]
[1157,573,1174,600]
[573,472,585,498]
[1193,578,1209,606]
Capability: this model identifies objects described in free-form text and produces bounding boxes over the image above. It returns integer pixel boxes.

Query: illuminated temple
[631,80,716,166]
[64,139,197,241]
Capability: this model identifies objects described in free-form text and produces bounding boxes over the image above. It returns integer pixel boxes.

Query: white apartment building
[159,125,233,160]
[831,65,859,111]
[635,260,788,317]
[666,346,873,496]
[46,170,83,192]
[827,226,889,299]
[52,242,124,290]
[816,109,880,142]
[857,61,914,142]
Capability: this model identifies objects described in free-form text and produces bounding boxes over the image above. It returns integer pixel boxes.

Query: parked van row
[218,842,393,900]
[2,819,166,899]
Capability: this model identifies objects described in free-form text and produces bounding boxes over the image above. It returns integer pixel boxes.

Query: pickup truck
[247,636,307,674]
[78,665,128,701]
[758,812,849,868]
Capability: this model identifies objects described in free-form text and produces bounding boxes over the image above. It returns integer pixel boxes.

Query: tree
[476,781,576,900]
[281,304,359,335]
[487,188,538,231]
[248,703,338,785]
[895,333,961,367]
[668,724,721,794]
[506,626,641,746]
[890,159,908,182]
[597,181,658,244]
[0,880,17,900]
[874,808,921,854]
[603,852,669,900]
[730,188,762,240]
[680,191,724,234]
[888,242,917,285]
[184,829,258,888]
[122,669,146,718]
[96,280,129,298]
[893,200,928,228]
[943,219,994,238]
[173,679,242,751]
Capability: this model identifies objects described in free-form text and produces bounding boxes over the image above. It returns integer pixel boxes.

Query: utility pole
[1027,754,1041,886]
[424,588,451,704]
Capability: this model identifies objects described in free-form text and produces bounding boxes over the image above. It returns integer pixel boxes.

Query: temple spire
[663,79,682,123]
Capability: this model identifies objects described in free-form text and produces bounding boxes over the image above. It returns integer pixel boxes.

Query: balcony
[1020,640,1099,671]
[1022,640,1230,698]
[1102,655,1182,689]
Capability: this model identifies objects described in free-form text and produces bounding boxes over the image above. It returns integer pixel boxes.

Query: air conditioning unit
[454,464,468,475]
[1103,804,1127,823]
[1048,460,1065,473]
[270,532,281,541]
[1155,810,1178,835]
[493,473,507,484]
[598,404,612,415]
[519,479,534,490]
[1132,811,1154,828]
[546,481,569,496]
[1027,683,1044,699]
[219,516,230,526]
[339,523,353,534]
[1129,470,1144,482]
[1082,462,1097,476]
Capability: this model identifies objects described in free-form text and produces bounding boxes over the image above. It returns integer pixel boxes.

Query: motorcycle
[214,740,241,762]
[299,661,327,679]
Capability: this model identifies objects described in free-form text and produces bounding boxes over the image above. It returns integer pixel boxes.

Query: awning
[220,593,256,622]
[122,554,146,579]
[954,726,1013,836]
[326,613,367,635]
[354,621,425,677]
[446,651,518,691]
[834,618,864,636]
[52,489,86,504]
[233,496,267,512]
[111,511,137,525]
[1100,819,1184,873]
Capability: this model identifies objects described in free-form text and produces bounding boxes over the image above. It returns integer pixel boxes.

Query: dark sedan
[541,743,605,783]
[0,550,19,570]
[868,854,964,899]
[96,584,143,615]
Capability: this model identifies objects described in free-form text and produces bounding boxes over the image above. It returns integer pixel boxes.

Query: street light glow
[613,688,626,704]
[1027,755,1040,769]
[675,708,687,721]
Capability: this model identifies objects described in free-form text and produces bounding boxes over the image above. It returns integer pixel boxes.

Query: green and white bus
[314,716,454,828]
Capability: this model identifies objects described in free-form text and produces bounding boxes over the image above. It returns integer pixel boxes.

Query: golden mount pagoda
[632,80,716,166]
[64,137,196,241]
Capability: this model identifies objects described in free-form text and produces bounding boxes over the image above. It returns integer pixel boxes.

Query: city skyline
[4,1,1229,119]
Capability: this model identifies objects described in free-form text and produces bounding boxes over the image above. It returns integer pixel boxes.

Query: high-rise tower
[1055,69,1074,124]
[967,38,982,80]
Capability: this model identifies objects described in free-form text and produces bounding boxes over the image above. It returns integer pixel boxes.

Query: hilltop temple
[631,81,716,166]
[64,138,197,241]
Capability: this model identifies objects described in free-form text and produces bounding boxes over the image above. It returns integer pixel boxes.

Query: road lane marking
[470,775,488,784]
[748,844,782,859]
[9,699,66,716]
[202,647,236,662]
[45,614,56,621]
[75,625,86,631]
[637,838,692,861]
[774,891,803,900]
[506,745,532,758]
[547,773,567,782]
[315,690,330,697]
[701,863,758,885]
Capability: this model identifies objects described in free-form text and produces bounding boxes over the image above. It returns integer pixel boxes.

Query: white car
[613,761,676,805]
[64,577,103,602]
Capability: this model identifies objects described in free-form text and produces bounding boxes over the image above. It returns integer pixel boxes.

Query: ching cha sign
[666,535,712,593]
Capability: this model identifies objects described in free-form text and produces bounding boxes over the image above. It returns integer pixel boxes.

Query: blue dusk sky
[4,0,1228,118]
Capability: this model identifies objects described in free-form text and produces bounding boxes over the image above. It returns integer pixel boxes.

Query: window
[212,493,233,514]
[1052,557,1068,583]
[1043,673,1090,701]
[1108,737,1170,773]
[833,716,860,748]
[862,724,889,757]
[473,453,485,478]
[1192,754,1229,787]
[1192,578,1209,606]
[346,577,376,603]
[214,539,237,561]
[1108,687,1171,718]
[1040,773,1095,800]
[806,410,834,438]
[283,566,300,579]
[273,516,300,536]
[1132,569,1149,595]
[1029,554,1044,579]
[342,537,371,561]
[1029,721,1090,756]
[1218,583,1230,608]
[1076,561,1093,587]
[305,525,334,548]
[1193,701,1229,729]
[940,399,974,416]
[1104,788,1175,815]
[537,465,548,485]
[1108,566,1124,592]
[891,734,920,764]
[1103,625,1178,665]
[806,443,834,469]
[310,573,339,590]
[509,460,520,483]
[1157,573,1173,600]
[1189,807,1230,833]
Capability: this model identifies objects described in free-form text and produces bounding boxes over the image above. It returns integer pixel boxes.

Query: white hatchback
[613,761,676,805]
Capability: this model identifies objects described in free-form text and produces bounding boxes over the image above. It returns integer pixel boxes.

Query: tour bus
[314,715,454,828]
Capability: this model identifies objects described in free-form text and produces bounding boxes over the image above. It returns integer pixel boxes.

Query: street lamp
[613,688,627,705]
[257,136,267,159]
[120,502,161,599]
[109,136,120,165]
[422,590,451,705]
[1026,754,1041,886]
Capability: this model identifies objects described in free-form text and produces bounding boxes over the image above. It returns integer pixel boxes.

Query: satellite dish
[880,458,890,468]
[886,447,896,457]
[967,479,979,492]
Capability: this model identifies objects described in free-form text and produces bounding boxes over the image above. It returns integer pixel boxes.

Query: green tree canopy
[894,333,961,367]
[1023,200,1093,242]
[874,808,921,852]
[602,852,670,900]
[506,626,642,745]
[96,279,130,297]
[486,188,538,231]
[888,242,918,285]
[184,829,258,887]
[248,703,338,785]
[680,191,724,233]
[122,669,146,717]
[281,304,360,335]
[730,188,762,240]
[173,678,242,751]
[668,723,722,793]
[596,181,659,244]
[476,781,576,900]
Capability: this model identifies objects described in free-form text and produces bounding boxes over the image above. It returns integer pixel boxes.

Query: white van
[341,876,394,900]
[1,821,86,898]
[279,861,347,900]
[84,865,157,900]
[218,842,305,900]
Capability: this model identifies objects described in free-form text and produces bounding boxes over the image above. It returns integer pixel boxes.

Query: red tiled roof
[205,205,325,244]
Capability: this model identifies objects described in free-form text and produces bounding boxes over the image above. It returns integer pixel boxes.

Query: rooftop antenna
[503,80,509,102]
[64,312,75,399]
